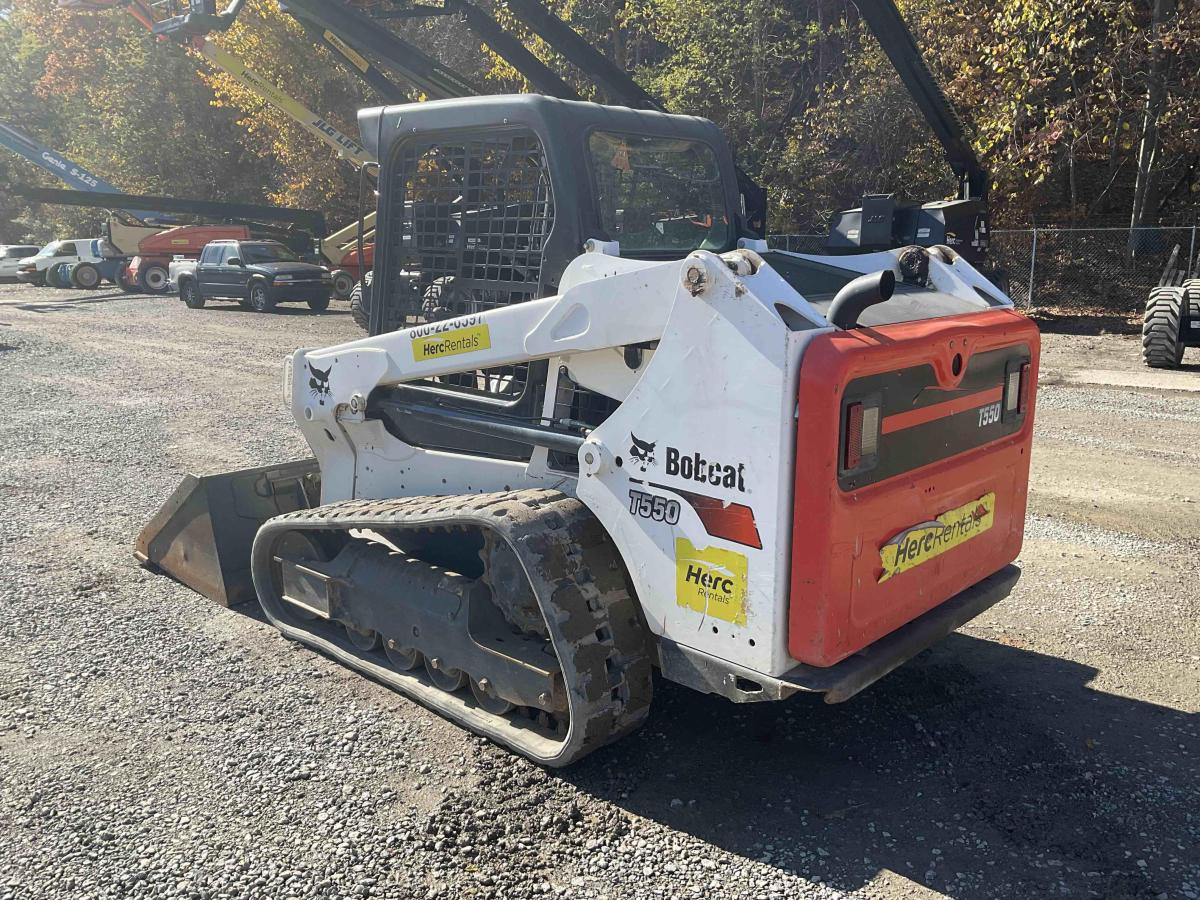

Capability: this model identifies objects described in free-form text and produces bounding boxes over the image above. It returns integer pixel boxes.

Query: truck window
[200,245,221,265]
[56,242,76,256]
[588,131,731,254]
[240,243,299,264]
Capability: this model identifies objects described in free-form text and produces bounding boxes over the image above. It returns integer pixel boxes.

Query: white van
[15,239,104,286]
[0,244,41,281]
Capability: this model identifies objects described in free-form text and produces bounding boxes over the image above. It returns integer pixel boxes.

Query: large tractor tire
[1142,285,1185,369]
[349,270,373,332]
[46,263,71,289]
[138,263,170,294]
[330,269,355,301]
[116,265,138,294]
[70,262,102,290]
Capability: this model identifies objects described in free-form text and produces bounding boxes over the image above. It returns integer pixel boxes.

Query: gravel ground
[0,283,1197,900]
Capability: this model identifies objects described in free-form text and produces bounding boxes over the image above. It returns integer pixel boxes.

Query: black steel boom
[16,186,326,234]
[854,0,987,201]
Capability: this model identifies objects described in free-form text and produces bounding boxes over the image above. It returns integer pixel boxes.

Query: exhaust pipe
[827,269,896,329]
[135,459,320,607]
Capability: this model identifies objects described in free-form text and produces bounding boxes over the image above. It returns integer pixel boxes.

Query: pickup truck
[172,239,333,312]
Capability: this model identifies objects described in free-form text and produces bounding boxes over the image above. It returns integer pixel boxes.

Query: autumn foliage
[1,0,1198,242]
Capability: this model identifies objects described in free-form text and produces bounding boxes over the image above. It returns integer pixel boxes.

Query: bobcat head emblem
[629,433,656,472]
[308,362,332,405]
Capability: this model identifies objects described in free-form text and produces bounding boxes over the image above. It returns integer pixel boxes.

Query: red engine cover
[137,224,250,256]
[789,308,1040,667]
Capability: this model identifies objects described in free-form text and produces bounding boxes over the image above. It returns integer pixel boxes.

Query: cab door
[224,244,252,297]
[195,244,221,296]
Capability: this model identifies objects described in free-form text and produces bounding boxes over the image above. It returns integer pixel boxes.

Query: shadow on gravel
[14,291,137,311]
[196,304,352,318]
[564,634,1196,899]
[1028,310,1142,336]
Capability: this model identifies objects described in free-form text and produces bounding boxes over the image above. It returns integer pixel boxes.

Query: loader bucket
[135,459,321,607]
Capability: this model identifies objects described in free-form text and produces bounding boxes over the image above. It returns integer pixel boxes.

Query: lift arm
[854,0,987,200]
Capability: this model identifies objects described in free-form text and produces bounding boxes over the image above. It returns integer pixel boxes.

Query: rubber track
[250,489,653,766]
[1142,285,1184,369]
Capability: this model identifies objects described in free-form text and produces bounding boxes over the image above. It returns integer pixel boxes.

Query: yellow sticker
[878,492,996,583]
[323,30,370,73]
[411,324,491,362]
[675,538,748,626]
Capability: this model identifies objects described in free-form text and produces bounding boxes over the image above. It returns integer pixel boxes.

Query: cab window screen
[589,131,730,253]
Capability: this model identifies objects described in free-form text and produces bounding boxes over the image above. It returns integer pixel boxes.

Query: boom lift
[138,93,1040,765]
[0,121,172,222]
[827,0,992,268]
[64,0,379,297]
[17,186,324,291]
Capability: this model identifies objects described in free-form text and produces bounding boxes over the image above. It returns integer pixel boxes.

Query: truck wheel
[349,271,373,332]
[181,280,205,309]
[1142,285,1185,369]
[249,281,276,313]
[71,263,102,289]
[330,269,355,300]
[307,293,331,312]
[139,264,169,294]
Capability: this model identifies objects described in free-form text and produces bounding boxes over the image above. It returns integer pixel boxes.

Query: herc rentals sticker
[878,492,996,583]
[410,319,492,363]
[675,538,748,626]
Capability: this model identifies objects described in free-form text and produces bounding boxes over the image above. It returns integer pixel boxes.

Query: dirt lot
[0,283,1197,900]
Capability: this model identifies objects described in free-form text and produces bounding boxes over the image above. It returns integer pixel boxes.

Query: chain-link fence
[768,226,1200,314]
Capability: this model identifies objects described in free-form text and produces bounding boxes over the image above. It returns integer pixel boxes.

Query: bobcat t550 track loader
[137,95,1039,766]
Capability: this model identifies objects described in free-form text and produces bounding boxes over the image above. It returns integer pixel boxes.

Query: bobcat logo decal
[308,362,332,405]
[629,433,656,472]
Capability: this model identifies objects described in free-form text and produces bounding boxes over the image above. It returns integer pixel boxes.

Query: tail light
[842,400,880,472]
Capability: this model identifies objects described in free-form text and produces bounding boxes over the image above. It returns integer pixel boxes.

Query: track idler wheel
[425,657,467,692]
[471,676,514,715]
[344,623,381,651]
[384,639,422,671]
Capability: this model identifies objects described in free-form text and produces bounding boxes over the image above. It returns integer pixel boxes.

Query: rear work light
[1004,360,1032,418]
[843,401,880,471]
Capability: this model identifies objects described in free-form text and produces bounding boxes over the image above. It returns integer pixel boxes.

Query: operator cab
[357,94,754,462]
[358,94,751,336]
